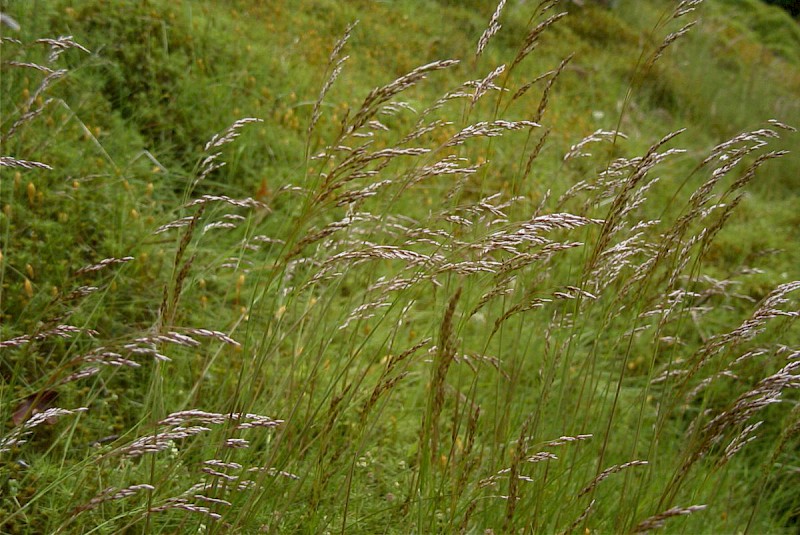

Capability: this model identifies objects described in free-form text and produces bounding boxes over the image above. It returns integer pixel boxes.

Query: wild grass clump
[1,0,799,533]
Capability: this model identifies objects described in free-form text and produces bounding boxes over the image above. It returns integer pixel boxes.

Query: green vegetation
[1,0,798,532]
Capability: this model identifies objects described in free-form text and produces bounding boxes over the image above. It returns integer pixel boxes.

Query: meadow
[1,0,799,532]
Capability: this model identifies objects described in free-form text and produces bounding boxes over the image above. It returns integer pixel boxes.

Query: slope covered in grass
[1,0,799,533]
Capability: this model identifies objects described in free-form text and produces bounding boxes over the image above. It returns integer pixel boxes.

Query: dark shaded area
[58,1,228,169]
[762,0,800,18]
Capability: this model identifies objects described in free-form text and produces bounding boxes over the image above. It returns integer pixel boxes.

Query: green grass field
[1,0,799,532]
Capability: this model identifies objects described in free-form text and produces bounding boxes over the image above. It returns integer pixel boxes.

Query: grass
[1,0,799,533]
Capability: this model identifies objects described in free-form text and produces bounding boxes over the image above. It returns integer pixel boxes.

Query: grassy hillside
[1,0,799,532]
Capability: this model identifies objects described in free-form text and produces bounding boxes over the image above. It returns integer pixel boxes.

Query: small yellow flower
[24,278,33,298]
[27,182,36,206]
